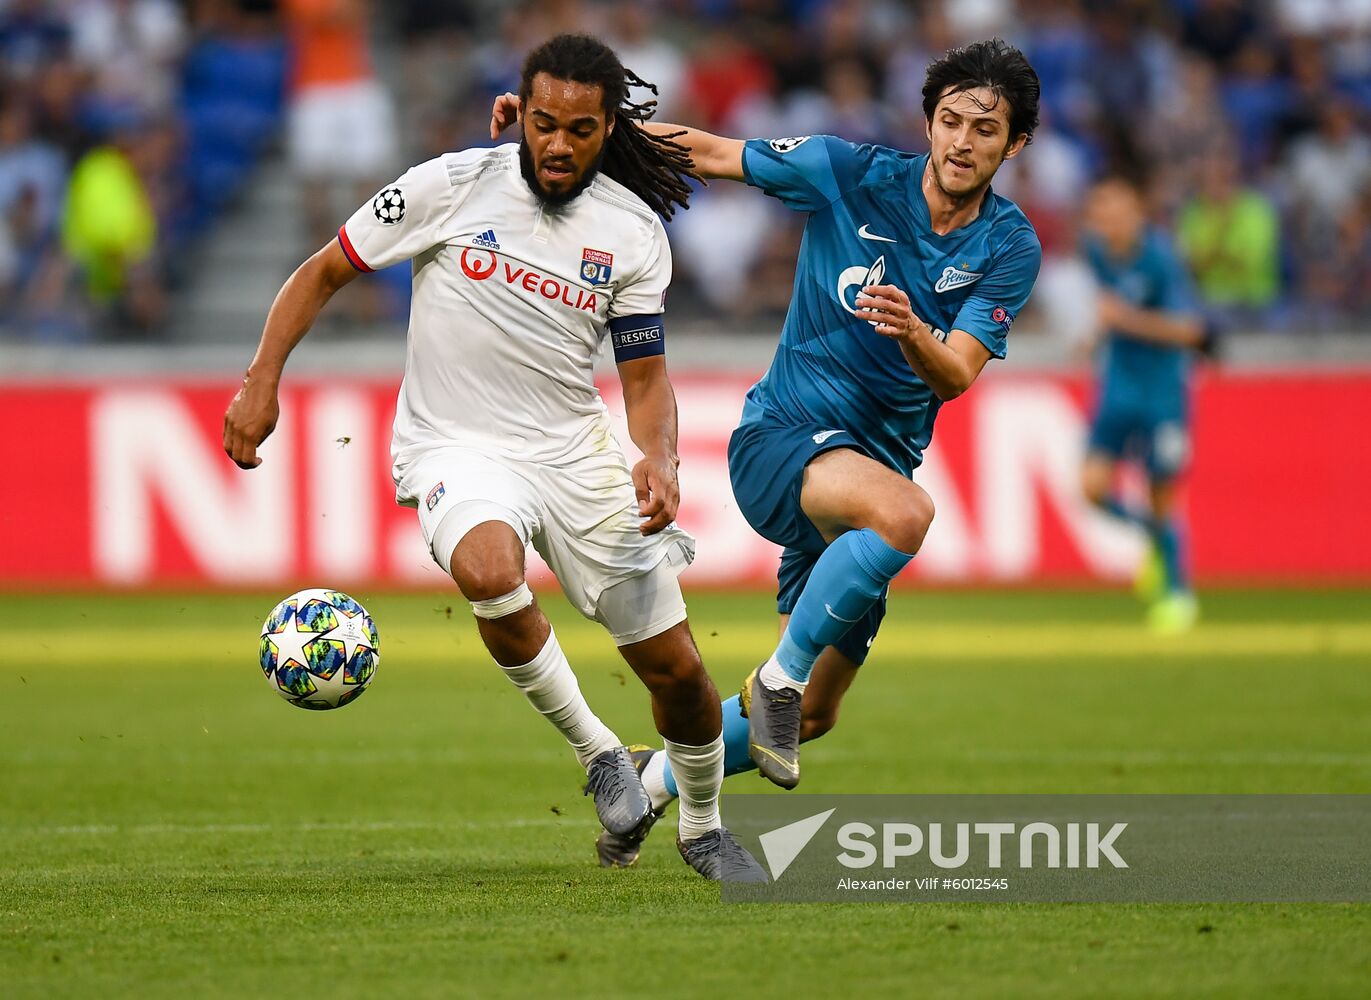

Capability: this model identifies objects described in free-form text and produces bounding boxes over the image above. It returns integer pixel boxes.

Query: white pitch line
[951,748,1371,768]
[5,817,599,837]
[800,747,1371,768]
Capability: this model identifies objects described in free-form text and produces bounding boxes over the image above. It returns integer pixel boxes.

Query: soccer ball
[259,589,379,710]
[372,187,405,224]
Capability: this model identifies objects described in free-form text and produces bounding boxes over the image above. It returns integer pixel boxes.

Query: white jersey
[338,144,671,486]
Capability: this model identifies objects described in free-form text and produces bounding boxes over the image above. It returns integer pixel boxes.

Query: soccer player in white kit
[224,34,766,881]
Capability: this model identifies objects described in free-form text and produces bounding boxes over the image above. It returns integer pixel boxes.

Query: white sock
[499,628,620,769]
[664,734,723,842]
[641,749,674,812]
[759,655,807,694]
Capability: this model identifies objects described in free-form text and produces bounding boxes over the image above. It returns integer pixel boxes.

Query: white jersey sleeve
[606,213,671,318]
[338,157,457,272]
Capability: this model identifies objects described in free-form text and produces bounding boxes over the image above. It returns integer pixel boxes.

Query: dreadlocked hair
[519,33,700,219]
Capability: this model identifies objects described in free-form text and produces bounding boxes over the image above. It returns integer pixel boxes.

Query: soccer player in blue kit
[1079,174,1208,634]
[493,37,1043,867]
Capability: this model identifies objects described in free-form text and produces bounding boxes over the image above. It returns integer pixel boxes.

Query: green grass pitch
[2,587,1370,998]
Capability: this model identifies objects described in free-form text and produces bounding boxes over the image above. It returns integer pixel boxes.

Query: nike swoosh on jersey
[857,224,897,243]
[824,603,860,623]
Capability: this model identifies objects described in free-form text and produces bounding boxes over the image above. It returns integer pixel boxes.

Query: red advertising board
[2,371,1369,588]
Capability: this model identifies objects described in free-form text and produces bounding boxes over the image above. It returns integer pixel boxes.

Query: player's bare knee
[1082,476,1107,508]
[637,648,708,702]
[450,557,526,603]
[1081,462,1111,508]
[879,484,935,553]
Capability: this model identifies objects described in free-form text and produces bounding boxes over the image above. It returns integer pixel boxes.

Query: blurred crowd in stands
[0,0,283,340]
[4,0,1371,342]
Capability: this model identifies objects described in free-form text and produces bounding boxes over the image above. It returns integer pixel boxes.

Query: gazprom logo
[837,255,886,315]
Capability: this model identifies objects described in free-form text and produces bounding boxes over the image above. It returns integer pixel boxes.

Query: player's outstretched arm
[618,355,682,535]
[1097,292,1207,349]
[856,284,993,401]
[638,121,745,181]
[223,240,359,469]
[488,92,744,181]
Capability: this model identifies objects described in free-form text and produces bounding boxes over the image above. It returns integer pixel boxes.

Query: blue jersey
[739,135,1041,476]
[1085,229,1197,421]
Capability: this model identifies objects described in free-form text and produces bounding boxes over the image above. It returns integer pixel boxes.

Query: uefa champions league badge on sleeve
[373,187,405,224]
[580,248,613,286]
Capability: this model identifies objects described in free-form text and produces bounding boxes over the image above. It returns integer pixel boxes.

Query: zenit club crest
[581,248,613,286]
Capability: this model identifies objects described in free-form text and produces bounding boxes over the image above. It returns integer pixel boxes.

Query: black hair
[519,34,698,218]
[922,38,1041,145]
[1093,162,1150,194]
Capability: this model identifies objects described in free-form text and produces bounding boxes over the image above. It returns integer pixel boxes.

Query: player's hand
[223,376,280,470]
[1096,291,1128,331]
[489,91,520,141]
[855,284,928,341]
[632,454,680,535]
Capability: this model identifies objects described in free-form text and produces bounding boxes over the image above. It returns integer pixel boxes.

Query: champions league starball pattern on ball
[372,187,405,224]
[259,589,379,710]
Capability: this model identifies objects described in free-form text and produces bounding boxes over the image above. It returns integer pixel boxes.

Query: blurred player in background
[283,0,395,247]
[1080,173,1209,633]
[496,37,1043,864]
[283,0,397,324]
[225,34,765,881]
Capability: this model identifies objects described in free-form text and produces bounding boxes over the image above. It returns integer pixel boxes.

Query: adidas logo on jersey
[472,229,501,249]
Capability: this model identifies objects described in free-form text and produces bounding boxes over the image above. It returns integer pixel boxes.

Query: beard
[518,136,605,208]
[930,155,995,204]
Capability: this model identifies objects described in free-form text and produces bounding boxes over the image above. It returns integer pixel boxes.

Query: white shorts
[287,79,397,181]
[397,445,696,623]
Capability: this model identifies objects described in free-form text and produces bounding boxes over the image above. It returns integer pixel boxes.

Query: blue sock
[662,694,753,797]
[775,528,914,684]
[1150,515,1188,593]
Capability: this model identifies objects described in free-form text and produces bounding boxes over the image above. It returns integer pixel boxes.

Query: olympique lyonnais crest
[581,248,613,286]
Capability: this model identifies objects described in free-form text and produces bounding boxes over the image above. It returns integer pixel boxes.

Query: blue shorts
[728,412,886,666]
[1087,406,1190,481]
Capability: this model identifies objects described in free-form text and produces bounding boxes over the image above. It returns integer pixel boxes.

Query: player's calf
[602,568,727,846]
[800,706,839,743]
[621,627,720,744]
[619,623,725,843]
[449,520,632,824]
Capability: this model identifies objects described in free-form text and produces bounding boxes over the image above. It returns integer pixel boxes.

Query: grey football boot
[741,668,803,789]
[595,746,665,867]
[677,827,770,883]
[583,746,653,837]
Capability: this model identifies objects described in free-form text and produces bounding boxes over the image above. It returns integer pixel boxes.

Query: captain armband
[609,314,666,364]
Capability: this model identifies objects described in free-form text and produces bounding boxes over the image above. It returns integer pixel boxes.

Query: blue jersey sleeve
[742,135,878,212]
[1153,238,1198,314]
[952,229,1042,359]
